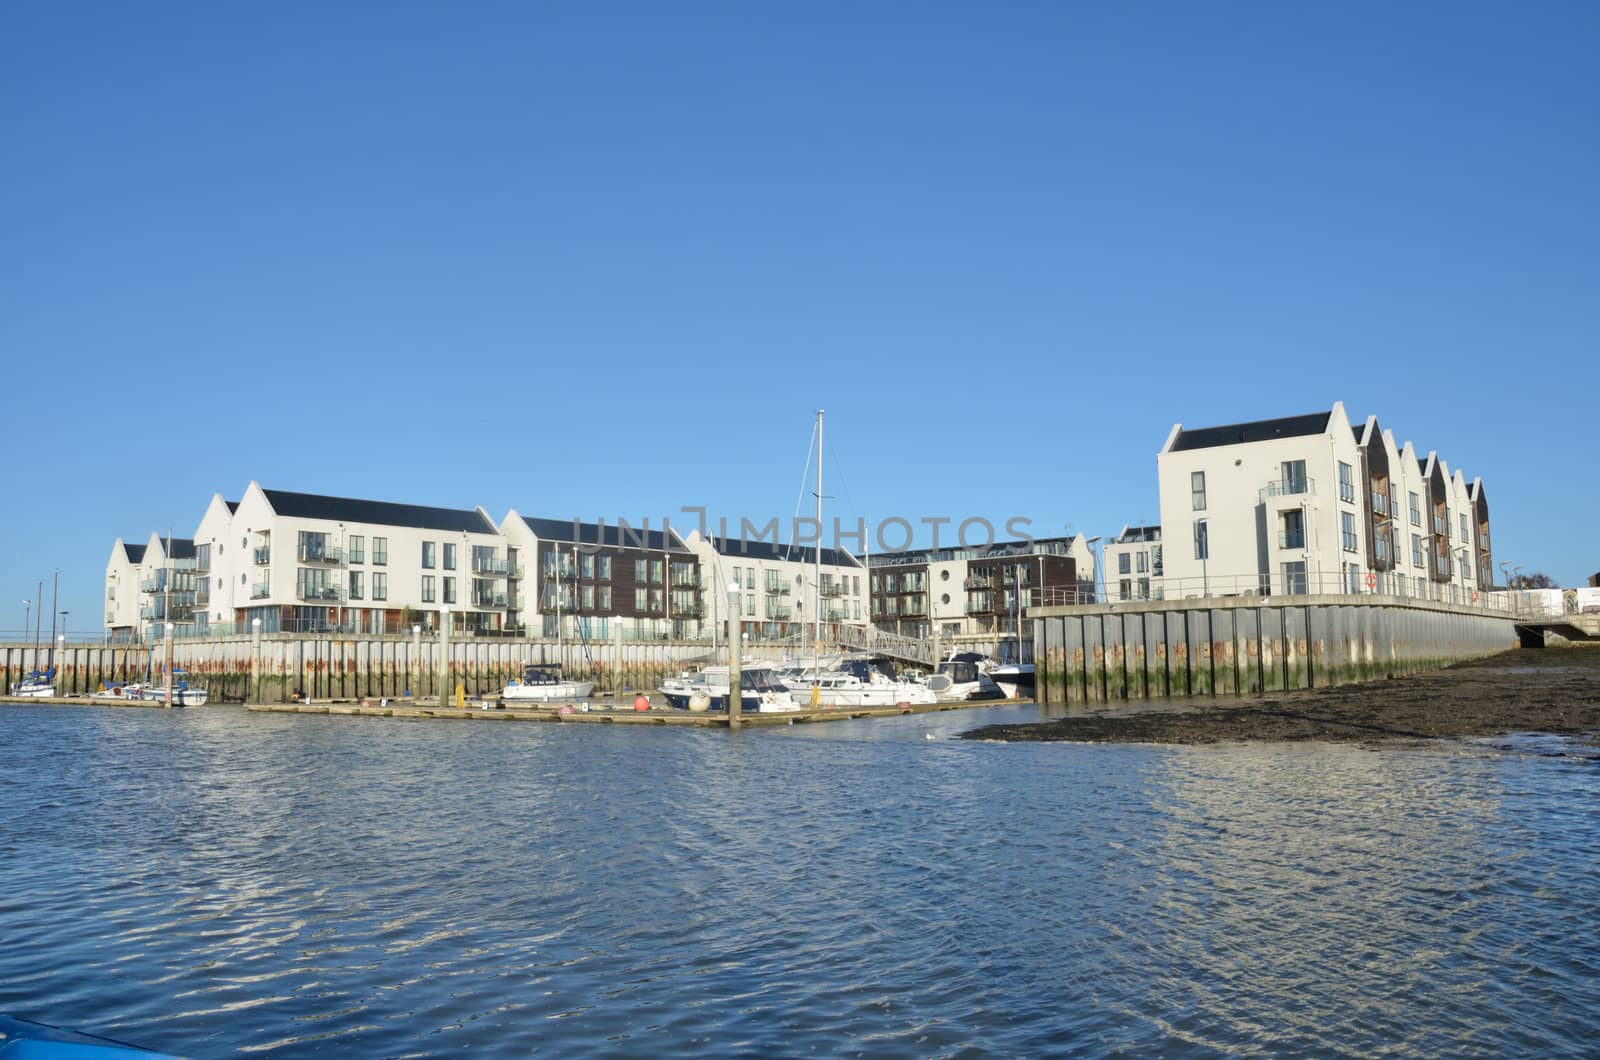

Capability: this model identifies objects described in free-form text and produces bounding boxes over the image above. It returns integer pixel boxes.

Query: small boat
[810,656,938,707]
[91,681,148,700]
[659,665,798,712]
[0,1013,176,1057]
[501,664,596,703]
[926,652,1003,701]
[126,672,210,706]
[8,668,56,698]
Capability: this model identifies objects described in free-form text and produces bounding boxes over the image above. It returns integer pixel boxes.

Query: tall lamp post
[1085,536,1102,604]
[22,599,30,648]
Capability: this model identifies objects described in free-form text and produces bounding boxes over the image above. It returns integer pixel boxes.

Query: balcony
[1277,531,1306,549]
[472,557,510,576]
[250,582,271,599]
[767,604,793,620]
[965,596,995,614]
[296,584,344,602]
[1262,477,1315,499]
[962,576,991,590]
[766,584,791,595]
[253,547,271,565]
[671,572,702,589]
[298,546,343,565]
[672,600,705,618]
[819,582,845,598]
[472,592,510,609]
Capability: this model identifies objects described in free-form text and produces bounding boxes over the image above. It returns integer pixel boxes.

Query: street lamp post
[22,599,30,648]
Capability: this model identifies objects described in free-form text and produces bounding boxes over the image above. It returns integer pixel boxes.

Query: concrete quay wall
[1033,594,1517,705]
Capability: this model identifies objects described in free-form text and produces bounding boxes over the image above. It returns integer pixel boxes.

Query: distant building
[500,515,704,641]
[867,535,1088,638]
[1155,402,1491,601]
[683,531,867,642]
[1589,572,1599,588]
[1103,525,1163,601]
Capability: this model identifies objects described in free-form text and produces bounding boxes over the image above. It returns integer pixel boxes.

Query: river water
[2,703,1595,1057]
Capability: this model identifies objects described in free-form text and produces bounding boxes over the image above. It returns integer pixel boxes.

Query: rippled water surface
[2,703,1596,1057]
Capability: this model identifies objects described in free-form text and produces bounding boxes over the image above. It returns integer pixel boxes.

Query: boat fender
[633,694,650,711]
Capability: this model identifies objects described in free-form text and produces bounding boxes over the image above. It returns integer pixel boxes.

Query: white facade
[683,530,867,641]
[1155,403,1490,602]
[1103,526,1163,602]
[103,539,149,638]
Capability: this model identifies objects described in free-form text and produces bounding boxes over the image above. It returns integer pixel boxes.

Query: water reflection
[0,704,1595,1056]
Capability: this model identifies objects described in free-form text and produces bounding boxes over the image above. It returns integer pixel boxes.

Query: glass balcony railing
[297,546,343,565]
[250,582,271,599]
[1277,531,1306,549]
[1263,478,1314,498]
[296,584,343,602]
[472,557,510,575]
[253,547,271,565]
[472,592,510,608]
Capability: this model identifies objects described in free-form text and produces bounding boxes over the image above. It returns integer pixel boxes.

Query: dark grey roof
[1171,411,1331,452]
[225,500,239,514]
[710,536,862,568]
[122,542,147,564]
[163,538,197,560]
[263,489,495,534]
[519,516,688,553]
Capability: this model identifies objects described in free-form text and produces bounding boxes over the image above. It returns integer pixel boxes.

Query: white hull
[128,686,209,706]
[9,683,55,698]
[502,680,596,702]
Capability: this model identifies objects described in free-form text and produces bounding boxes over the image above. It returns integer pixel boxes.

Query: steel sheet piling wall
[1028,596,1517,705]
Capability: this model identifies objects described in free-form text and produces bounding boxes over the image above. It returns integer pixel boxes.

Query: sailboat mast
[814,409,823,668]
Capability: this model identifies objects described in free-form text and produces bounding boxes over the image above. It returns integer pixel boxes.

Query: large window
[1118,552,1131,575]
[1281,460,1308,494]
[443,576,456,605]
[636,559,648,582]
[1282,561,1308,595]
[372,572,387,600]
[349,571,364,600]
[1408,493,1421,527]
[1193,520,1209,561]
[1341,511,1358,552]
[298,531,329,563]
[443,543,456,571]
[421,575,435,603]
[373,537,388,565]
[422,542,436,569]
[1136,551,1149,573]
[1411,534,1424,568]
[1191,471,1207,511]
[348,535,364,563]
[1281,510,1305,550]
[1338,462,1354,503]
[581,553,595,579]
[597,556,611,580]
[1346,562,1362,594]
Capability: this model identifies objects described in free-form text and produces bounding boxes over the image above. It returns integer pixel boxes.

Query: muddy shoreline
[962,645,1600,746]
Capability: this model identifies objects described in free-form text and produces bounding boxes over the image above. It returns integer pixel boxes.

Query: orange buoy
[633,694,651,711]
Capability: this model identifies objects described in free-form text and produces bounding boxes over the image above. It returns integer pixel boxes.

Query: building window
[1411,534,1424,568]
[372,537,387,566]
[636,559,648,582]
[1409,493,1421,527]
[1338,462,1354,503]
[1136,551,1148,573]
[421,575,436,603]
[1193,520,1209,561]
[373,572,387,600]
[1346,563,1361,594]
[1191,471,1207,511]
[347,535,364,563]
[1282,561,1308,595]
[597,556,611,580]
[1341,511,1358,552]
[1281,509,1305,550]
[1281,460,1308,494]
[1460,513,1469,541]
[1118,579,1131,601]
[1136,577,1150,598]
[1118,553,1131,575]
[297,531,329,563]
[598,586,611,610]
[422,542,436,569]
[745,594,755,616]
[1397,573,1407,596]
[443,543,456,571]
[443,576,456,605]
[580,553,595,579]
[349,571,364,600]
[635,588,648,611]
[582,585,595,611]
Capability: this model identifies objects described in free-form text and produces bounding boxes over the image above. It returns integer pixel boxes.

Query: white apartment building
[109,482,516,637]
[1103,525,1163,602]
[683,531,867,641]
[1155,402,1491,601]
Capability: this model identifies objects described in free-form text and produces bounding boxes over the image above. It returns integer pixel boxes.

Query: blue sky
[3,1,1596,631]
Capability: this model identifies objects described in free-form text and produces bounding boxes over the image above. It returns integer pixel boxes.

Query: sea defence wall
[1032,594,1518,705]
[1,636,726,704]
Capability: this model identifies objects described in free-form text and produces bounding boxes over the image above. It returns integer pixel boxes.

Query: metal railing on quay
[1029,573,1575,620]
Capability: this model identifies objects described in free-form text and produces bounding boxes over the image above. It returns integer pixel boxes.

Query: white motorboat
[8,668,56,698]
[990,662,1036,700]
[660,664,798,712]
[129,675,210,706]
[91,681,148,700]
[810,657,937,707]
[502,664,596,703]
[927,652,1003,701]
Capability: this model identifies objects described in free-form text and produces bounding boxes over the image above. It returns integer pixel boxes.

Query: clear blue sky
[3,1,1596,632]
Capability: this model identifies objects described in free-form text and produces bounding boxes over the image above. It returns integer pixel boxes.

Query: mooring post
[438,609,452,707]
[250,618,262,703]
[727,585,742,729]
